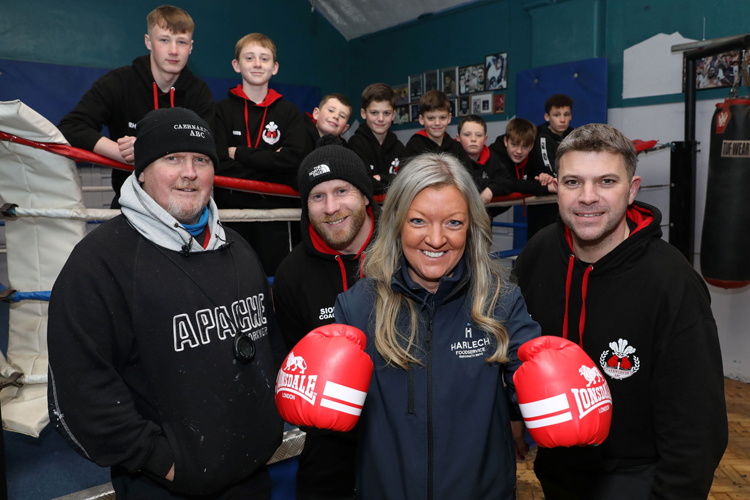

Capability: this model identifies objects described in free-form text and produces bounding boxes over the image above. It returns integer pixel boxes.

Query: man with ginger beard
[273,135,379,500]
[48,108,286,499]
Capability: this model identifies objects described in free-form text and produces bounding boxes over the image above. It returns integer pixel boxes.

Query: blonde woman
[335,152,541,499]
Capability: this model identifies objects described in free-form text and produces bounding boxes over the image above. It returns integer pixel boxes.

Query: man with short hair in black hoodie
[58,5,215,208]
[273,136,379,500]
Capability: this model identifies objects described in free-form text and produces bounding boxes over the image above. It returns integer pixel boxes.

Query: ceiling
[310,0,477,40]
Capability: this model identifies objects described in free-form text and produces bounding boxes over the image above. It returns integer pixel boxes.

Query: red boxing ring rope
[0,131,542,205]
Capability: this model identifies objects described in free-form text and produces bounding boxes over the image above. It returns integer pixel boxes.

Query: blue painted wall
[2,0,750,117]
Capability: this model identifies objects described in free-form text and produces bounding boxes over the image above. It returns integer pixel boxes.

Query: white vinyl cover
[0,100,86,437]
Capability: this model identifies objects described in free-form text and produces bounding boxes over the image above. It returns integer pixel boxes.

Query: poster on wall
[683,50,742,91]
[393,84,409,106]
[485,52,508,91]
[494,94,505,114]
[459,64,485,94]
[424,70,439,93]
[458,96,470,116]
[441,66,458,97]
[471,93,493,115]
[409,74,424,102]
[410,103,421,122]
[394,105,410,124]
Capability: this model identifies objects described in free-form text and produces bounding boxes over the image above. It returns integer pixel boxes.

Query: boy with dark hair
[304,93,352,147]
[538,94,574,174]
[489,118,554,196]
[214,33,311,276]
[347,83,407,194]
[58,5,215,208]
[405,90,471,168]
[457,115,513,206]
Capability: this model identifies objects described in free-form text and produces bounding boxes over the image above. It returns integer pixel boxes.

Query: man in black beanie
[273,135,379,500]
[48,107,286,499]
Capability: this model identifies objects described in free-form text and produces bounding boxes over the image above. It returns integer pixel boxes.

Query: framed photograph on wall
[459,64,485,94]
[683,50,742,91]
[441,66,458,97]
[393,84,409,106]
[409,74,424,102]
[449,99,457,118]
[471,93,493,115]
[410,103,421,122]
[458,96,470,116]
[493,94,506,114]
[424,69,439,93]
[394,105,410,124]
[485,52,508,91]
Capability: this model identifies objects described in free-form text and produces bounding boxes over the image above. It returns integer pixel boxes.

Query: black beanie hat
[297,135,373,207]
[134,107,219,178]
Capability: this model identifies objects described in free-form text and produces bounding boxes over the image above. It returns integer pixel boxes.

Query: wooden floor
[516,378,750,500]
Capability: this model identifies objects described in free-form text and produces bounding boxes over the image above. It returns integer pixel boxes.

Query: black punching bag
[700,98,750,289]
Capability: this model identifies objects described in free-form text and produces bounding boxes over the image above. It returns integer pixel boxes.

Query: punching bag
[700,98,750,289]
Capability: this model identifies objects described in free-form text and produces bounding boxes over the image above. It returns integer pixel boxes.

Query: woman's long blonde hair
[363,152,509,370]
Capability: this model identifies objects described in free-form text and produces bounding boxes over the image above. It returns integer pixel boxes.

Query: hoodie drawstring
[335,255,348,292]
[243,101,251,147]
[152,83,175,110]
[562,253,593,348]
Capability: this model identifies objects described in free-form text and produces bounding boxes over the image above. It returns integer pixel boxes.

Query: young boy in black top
[347,83,407,194]
[456,115,514,204]
[58,5,215,208]
[303,93,352,147]
[214,33,311,276]
[489,118,555,197]
[405,90,471,169]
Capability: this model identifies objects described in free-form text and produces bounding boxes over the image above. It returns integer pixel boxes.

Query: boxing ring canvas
[0,100,87,437]
[515,57,608,126]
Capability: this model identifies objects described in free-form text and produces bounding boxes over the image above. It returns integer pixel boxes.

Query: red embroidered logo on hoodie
[599,338,640,380]
[263,121,281,145]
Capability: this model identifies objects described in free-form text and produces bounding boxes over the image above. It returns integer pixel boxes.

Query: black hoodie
[405,130,473,170]
[272,199,380,496]
[513,201,727,499]
[489,134,550,196]
[347,125,407,195]
[535,121,574,175]
[214,85,312,210]
[58,55,215,206]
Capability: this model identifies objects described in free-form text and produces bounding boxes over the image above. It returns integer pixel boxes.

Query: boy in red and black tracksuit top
[404,90,473,171]
[489,118,554,198]
[347,84,407,195]
[214,33,312,276]
[456,114,516,216]
[58,6,215,209]
[303,93,352,148]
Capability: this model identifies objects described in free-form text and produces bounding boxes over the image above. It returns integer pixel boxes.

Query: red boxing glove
[275,324,373,432]
[513,336,612,448]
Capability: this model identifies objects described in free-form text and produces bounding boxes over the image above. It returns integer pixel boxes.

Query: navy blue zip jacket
[334,257,541,499]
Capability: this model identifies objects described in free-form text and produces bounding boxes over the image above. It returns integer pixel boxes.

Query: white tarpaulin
[0,100,86,437]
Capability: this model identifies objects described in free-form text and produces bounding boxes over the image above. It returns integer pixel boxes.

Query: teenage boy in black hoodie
[526,94,576,237]
[405,90,472,170]
[303,93,352,147]
[214,33,312,276]
[58,5,215,209]
[489,117,555,197]
[347,83,407,194]
[273,137,378,500]
[513,123,726,500]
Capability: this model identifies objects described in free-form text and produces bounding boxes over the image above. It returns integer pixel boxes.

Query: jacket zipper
[426,312,435,500]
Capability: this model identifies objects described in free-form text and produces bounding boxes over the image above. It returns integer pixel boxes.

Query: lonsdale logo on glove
[513,336,613,448]
[275,324,374,432]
